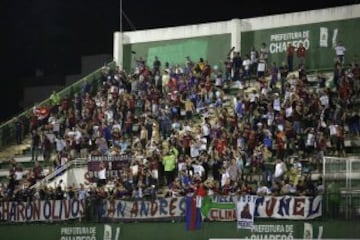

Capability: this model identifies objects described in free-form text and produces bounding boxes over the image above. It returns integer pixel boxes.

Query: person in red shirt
[296,43,306,68]
[215,136,227,155]
[182,132,193,156]
[195,182,207,197]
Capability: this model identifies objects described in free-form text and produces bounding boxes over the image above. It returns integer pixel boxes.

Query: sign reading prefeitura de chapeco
[269,31,310,54]
[241,18,360,70]
[59,225,120,240]
[246,224,295,240]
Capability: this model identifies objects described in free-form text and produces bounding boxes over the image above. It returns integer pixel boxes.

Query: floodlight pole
[120,0,123,33]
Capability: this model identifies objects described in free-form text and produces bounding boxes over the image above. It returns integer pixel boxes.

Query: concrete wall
[22,85,63,108]
[0,221,359,240]
[46,167,87,189]
[239,4,360,31]
[113,4,360,67]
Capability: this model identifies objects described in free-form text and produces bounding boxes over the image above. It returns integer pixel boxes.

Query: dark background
[0,0,358,122]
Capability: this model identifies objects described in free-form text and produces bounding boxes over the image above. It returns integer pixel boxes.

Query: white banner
[236,195,257,229]
[101,197,186,219]
[203,195,322,220]
[0,200,85,222]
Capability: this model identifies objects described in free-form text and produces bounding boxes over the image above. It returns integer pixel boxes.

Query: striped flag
[185,196,202,231]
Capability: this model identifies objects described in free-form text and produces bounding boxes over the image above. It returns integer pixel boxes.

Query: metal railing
[31,158,88,189]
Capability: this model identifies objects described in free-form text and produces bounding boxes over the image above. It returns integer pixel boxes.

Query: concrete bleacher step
[13,155,44,163]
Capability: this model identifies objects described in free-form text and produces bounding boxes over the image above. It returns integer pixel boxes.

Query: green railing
[0,61,116,150]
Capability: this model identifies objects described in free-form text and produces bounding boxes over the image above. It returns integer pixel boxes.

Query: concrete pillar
[113,31,123,69]
[230,19,241,54]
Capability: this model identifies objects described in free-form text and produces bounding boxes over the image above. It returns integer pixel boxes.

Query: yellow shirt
[184,100,194,112]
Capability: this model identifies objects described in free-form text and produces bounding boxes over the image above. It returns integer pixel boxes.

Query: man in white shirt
[193,160,205,179]
[97,161,107,187]
[273,93,281,113]
[319,91,329,109]
[334,42,346,64]
[220,167,230,190]
[274,159,287,181]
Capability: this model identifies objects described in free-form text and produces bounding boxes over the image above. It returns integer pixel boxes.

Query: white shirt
[104,110,114,123]
[257,186,271,195]
[221,171,230,187]
[98,168,106,180]
[274,162,286,178]
[215,77,223,87]
[335,45,346,56]
[273,98,281,112]
[162,74,170,87]
[193,164,205,177]
[329,124,338,136]
[202,123,210,137]
[285,106,293,118]
[306,132,315,147]
[242,59,251,71]
[15,170,24,181]
[78,189,89,200]
[55,138,66,152]
[320,95,329,108]
[249,93,258,103]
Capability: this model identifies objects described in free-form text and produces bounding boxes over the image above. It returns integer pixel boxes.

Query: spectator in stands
[286,43,295,72]
[162,148,178,186]
[259,42,269,64]
[232,51,243,81]
[14,117,23,145]
[152,56,161,76]
[49,90,61,113]
[274,159,287,182]
[97,161,107,187]
[224,56,233,82]
[11,41,360,208]
[334,41,346,65]
[31,129,41,161]
[33,161,44,182]
[296,42,306,67]
[249,46,259,76]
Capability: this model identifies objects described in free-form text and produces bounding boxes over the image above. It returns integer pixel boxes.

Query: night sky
[0,0,358,122]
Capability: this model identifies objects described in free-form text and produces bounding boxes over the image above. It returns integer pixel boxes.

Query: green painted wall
[0,220,359,240]
[123,34,231,72]
[241,18,360,71]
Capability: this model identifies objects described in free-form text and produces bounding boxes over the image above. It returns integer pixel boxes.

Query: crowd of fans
[1,41,359,204]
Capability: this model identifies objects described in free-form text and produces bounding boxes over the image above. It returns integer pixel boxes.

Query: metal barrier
[325,190,360,220]
[31,158,88,189]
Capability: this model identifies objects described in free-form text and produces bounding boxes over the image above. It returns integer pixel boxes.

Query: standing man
[296,43,306,68]
[162,148,178,186]
[31,129,41,161]
[97,161,107,187]
[286,43,295,72]
[334,41,346,65]
[259,42,269,64]
[14,117,23,145]
[152,56,161,76]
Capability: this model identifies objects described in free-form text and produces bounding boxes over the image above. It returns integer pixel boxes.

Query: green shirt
[162,154,176,172]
